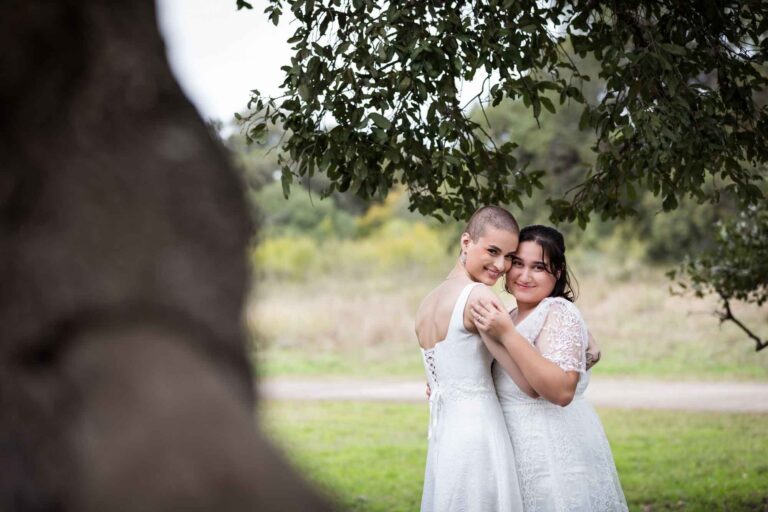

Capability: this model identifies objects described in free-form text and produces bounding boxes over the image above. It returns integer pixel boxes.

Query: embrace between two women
[415,206,628,512]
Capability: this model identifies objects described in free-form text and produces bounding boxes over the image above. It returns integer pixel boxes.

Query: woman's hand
[586,331,601,370]
[471,299,514,339]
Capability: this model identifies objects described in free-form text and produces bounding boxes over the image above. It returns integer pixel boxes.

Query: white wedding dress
[421,283,523,512]
[493,297,628,512]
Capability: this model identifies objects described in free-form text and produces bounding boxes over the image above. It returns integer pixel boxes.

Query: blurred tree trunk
[0,1,329,510]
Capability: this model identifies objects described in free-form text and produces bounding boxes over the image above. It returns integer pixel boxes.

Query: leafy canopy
[239,0,767,226]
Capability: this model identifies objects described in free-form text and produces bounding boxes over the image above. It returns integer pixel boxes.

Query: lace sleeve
[535,300,586,373]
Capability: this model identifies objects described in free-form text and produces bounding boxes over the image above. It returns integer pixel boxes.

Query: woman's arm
[466,288,538,398]
[479,329,539,398]
[471,299,580,406]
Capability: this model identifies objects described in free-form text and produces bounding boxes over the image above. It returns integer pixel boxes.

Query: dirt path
[259,377,768,412]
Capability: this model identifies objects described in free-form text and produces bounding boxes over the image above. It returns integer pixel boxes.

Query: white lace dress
[421,283,523,512]
[493,297,628,512]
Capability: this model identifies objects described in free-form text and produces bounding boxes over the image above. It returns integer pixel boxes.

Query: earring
[460,251,467,266]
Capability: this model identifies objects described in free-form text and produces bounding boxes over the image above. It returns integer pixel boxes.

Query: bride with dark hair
[472,225,628,512]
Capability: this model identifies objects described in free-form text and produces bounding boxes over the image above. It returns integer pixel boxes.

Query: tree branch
[718,294,768,352]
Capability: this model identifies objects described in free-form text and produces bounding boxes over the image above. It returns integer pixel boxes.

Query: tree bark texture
[0,1,330,510]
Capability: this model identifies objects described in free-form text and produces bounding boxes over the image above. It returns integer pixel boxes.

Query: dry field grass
[248,263,768,380]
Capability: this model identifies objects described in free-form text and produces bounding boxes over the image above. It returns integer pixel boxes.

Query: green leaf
[540,96,556,114]
[269,7,281,25]
[369,113,391,130]
[280,168,292,199]
[249,122,267,140]
[298,84,311,100]
[532,97,541,118]
[662,194,678,211]
[661,43,687,56]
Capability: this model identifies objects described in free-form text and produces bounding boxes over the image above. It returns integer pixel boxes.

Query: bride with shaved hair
[416,205,524,512]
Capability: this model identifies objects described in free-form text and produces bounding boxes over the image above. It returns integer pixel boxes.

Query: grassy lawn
[261,401,768,512]
[249,269,768,381]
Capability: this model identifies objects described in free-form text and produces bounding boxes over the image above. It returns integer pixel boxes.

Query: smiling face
[505,240,558,307]
[461,226,518,286]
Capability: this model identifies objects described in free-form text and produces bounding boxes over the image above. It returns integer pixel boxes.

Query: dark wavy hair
[505,225,577,302]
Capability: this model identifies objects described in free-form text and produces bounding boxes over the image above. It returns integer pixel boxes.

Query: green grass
[602,409,768,511]
[261,402,427,511]
[261,401,768,512]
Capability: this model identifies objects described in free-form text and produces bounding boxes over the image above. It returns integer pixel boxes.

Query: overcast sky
[155,0,484,124]
[156,0,293,122]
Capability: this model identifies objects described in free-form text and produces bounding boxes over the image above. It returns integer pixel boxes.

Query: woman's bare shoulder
[466,283,499,304]
[415,279,472,341]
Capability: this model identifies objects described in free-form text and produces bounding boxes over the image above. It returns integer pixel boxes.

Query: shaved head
[464,205,519,241]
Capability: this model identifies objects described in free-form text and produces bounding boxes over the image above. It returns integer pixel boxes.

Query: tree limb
[718,294,768,352]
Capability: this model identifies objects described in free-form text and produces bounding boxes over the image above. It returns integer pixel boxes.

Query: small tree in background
[672,205,768,351]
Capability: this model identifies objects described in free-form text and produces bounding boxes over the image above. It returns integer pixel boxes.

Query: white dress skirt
[421,282,523,512]
[493,297,628,512]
